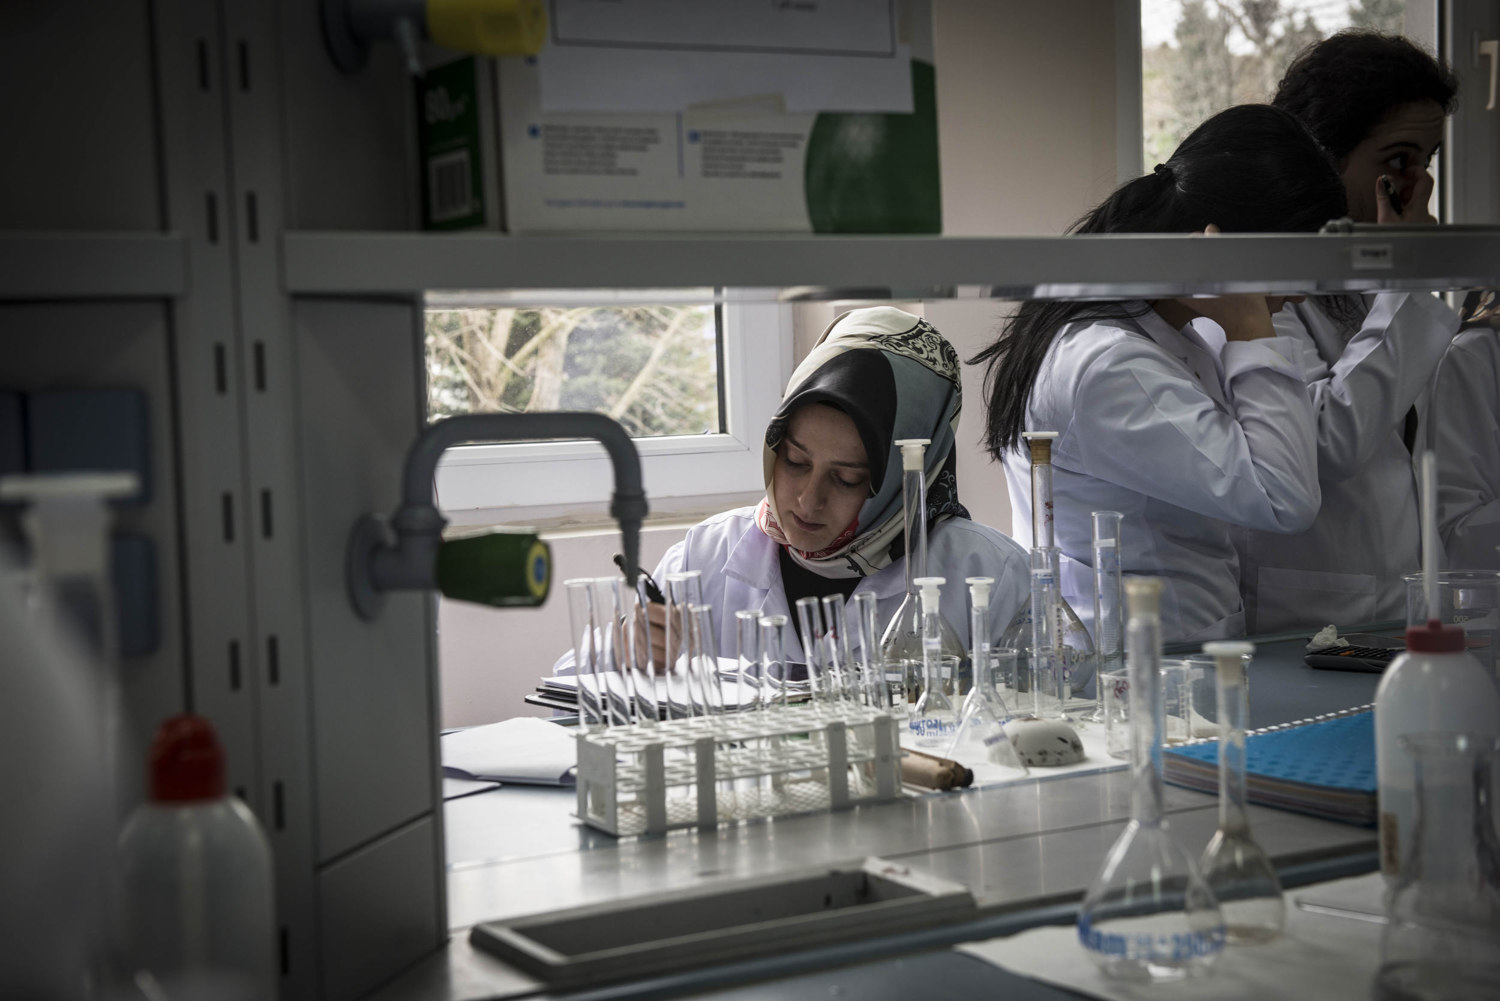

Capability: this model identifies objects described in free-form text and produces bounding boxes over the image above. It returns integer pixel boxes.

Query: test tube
[623,587,659,724]
[852,592,884,708]
[760,614,791,716]
[735,610,761,714]
[564,578,603,729]
[599,577,649,726]
[690,603,727,715]
[795,597,828,709]
[822,593,855,704]
[666,572,706,717]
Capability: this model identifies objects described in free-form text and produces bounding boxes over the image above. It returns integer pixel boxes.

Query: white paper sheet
[441,717,579,786]
[902,713,1129,787]
[538,0,914,114]
[956,871,1386,1001]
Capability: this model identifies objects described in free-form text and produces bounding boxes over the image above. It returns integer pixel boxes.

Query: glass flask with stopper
[879,438,967,709]
[999,431,1095,712]
[1375,732,1500,1001]
[909,576,958,748]
[1078,577,1224,982]
[947,576,1027,771]
[1198,640,1284,944]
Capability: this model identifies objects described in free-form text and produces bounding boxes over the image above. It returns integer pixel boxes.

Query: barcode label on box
[428,149,475,224]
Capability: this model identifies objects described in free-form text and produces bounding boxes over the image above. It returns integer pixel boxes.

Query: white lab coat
[1005,307,1320,644]
[1235,293,1458,632]
[1431,327,1500,570]
[553,506,1031,673]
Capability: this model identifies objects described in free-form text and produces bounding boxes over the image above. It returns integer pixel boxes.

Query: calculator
[1304,644,1399,673]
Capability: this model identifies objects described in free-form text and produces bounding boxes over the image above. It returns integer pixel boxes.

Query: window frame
[430,287,791,514]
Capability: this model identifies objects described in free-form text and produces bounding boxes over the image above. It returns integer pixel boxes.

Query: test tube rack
[575,704,903,837]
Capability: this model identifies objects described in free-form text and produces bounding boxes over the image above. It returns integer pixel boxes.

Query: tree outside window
[1143,0,1406,172]
[425,301,720,439]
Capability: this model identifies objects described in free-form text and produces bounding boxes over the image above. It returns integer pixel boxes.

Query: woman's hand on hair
[1376,171,1436,226]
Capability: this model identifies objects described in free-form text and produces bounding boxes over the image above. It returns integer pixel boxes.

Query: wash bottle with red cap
[118,714,275,1000]
[1374,455,1500,879]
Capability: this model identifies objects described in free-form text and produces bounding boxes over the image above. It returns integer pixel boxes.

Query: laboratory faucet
[346,412,648,621]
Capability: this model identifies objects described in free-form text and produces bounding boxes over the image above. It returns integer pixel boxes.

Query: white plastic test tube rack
[575,703,902,837]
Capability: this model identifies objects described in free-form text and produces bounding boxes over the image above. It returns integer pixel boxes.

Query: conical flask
[879,438,966,709]
[1198,640,1284,944]
[998,432,1094,711]
[948,577,1027,772]
[1375,732,1500,1001]
[1078,577,1224,982]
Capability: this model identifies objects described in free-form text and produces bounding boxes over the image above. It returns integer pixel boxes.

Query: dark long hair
[973,104,1348,458]
[1273,31,1457,164]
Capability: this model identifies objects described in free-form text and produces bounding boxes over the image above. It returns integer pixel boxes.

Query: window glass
[425,295,721,438]
[1141,0,1405,172]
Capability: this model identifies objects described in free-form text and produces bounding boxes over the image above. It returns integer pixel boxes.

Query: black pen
[613,552,665,604]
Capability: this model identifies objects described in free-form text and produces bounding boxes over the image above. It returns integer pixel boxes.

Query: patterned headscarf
[755,306,969,579]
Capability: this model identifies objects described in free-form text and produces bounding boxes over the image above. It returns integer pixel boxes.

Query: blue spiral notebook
[1163,706,1376,827]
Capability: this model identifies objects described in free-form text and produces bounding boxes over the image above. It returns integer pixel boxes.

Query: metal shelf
[280,228,1500,298]
[0,232,189,301]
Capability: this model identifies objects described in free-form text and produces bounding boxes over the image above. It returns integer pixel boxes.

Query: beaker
[880,439,967,707]
[1078,577,1224,981]
[1198,641,1284,945]
[1403,570,1500,681]
[1101,667,1131,759]
[1375,732,1500,1001]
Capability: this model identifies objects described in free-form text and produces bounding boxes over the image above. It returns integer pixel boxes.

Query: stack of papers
[441,717,579,787]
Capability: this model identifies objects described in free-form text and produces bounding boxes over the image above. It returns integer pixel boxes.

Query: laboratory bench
[368,630,1385,1001]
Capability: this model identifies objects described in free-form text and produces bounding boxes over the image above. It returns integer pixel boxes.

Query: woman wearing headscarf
[973,104,1347,644]
[558,305,1029,673]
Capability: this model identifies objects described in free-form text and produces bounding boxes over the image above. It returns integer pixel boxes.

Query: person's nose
[798,475,828,514]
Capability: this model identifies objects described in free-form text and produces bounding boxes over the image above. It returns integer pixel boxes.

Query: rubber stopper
[1404,618,1465,653]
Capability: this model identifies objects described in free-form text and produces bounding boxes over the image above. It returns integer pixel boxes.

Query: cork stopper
[1021,430,1057,465]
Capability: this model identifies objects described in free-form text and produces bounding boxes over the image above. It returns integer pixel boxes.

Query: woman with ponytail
[973,104,1347,642]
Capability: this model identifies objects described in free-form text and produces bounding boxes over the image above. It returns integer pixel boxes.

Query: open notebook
[1163,705,1376,827]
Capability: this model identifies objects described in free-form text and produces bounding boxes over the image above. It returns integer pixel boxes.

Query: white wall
[437,2,1125,728]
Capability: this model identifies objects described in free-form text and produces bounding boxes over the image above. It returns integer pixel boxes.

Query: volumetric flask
[1199,641,1283,945]
[1078,577,1224,982]
[1375,732,1500,1001]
